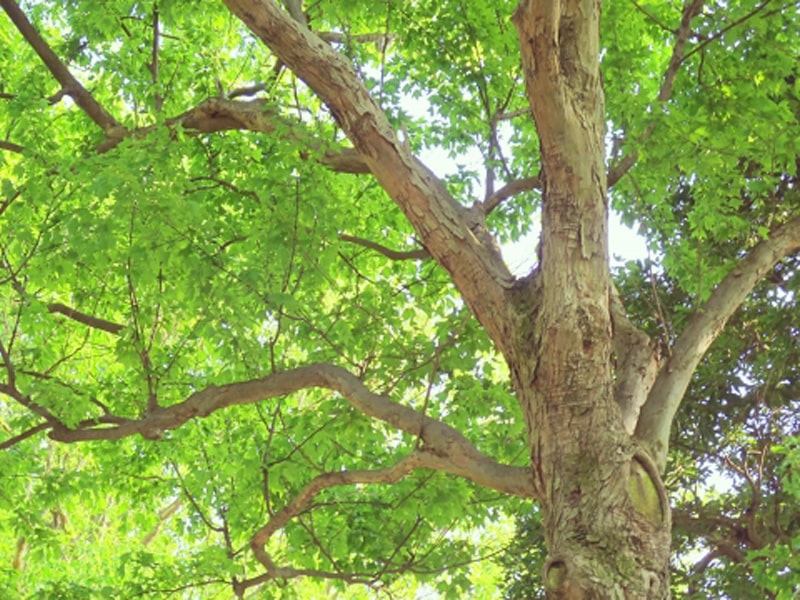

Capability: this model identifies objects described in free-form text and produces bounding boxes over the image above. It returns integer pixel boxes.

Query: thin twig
[150,5,162,112]
[682,0,777,63]
[607,0,705,187]
[647,255,671,356]
[339,234,429,260]
[47,303,123,334]
[628,0,677,33]
[0,422,51,450]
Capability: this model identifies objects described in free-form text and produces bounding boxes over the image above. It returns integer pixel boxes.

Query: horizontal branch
[339,234,429,260]
[96,97,370,173]
[0,140,24,154]
[1,0,121,132]
[635,215,800,470]
[318,32,396,49]
[47,363,536,498]
[47,303,124,334]
[4,2,367,174]
[482,176,541,215]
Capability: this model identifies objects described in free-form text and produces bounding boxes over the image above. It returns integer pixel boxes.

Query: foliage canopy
[1,0,798,598]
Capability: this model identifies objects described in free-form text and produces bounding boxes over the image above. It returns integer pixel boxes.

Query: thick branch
[282,0,307,26]
[635,215,800,470]
[1,0,121,132]
[96,97,370,173]
[47,363,536,498]
[610,287,660,435]
[222,0,516,356]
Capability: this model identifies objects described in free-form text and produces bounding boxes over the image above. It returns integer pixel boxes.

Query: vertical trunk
[512,377,672,599]
[511,1,671,597]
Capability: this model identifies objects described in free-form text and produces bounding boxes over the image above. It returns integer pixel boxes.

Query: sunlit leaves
[1,0,799,597]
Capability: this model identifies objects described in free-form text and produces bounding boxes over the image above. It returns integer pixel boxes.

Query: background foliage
[1,0,798,597]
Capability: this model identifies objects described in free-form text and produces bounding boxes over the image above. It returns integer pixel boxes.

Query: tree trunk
[510,1,672,597]
[516,380,672,599]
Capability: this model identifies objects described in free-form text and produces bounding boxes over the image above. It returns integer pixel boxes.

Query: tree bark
[512,1,671,597]
[222,0,519,359]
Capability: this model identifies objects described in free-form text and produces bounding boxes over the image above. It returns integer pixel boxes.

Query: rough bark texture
[512,1,671,597]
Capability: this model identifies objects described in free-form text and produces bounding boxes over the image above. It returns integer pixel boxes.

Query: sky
[417,144,648,276]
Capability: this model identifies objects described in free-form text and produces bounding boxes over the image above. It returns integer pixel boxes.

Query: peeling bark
[5,0,799,596]
[513,1,671,596]
[610,287,660,434]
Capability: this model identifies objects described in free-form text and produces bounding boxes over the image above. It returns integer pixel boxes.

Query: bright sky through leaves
[1,0,798,597]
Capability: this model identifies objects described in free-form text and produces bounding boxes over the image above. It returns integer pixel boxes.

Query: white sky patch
[418,144,648,276]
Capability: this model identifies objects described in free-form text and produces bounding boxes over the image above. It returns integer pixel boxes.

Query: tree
[0,0,798,597]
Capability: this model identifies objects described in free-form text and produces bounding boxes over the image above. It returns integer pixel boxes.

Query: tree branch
[95,97,371,173]
[142,498,183,546]
[318,32,396,49]
[46,363,536,498]
[610,286,660,435]
[339,234,429,261]
[607,0,705,187]
[236,452,433,595]
[0,383,60,425]
[235,454,512,596]
[222,0,516,357]
[482,176,541,215]
[282,0,308,26]
[628,1,677,33]
[0,0,122,132]
[635,215,800,470]
[681,0,779,64]
[47,303,124,335]
[0,140,24,153]
[0,422,50,450]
